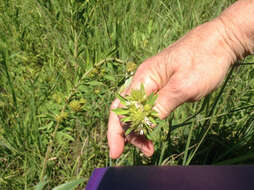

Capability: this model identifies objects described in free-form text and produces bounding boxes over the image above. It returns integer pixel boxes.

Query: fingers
[125,58,183,120]
[124,58,166,95]
[124,71,158,96]
[154,74,192,119]
[126,133,154,157]
[107,99,125,159]
[107,99,154,158]
[108,56,176,159]
[154,86,182,119]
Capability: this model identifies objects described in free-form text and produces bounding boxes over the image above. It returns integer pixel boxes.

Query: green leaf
[151,110,159,117]
[115,93,128,106]
[0,137,18,154]
[56,132,75,144]
[103,74,115,81]
[125,127,133,135]
[146,133,153,140]
[87,81,104,86]
[121,117,131,122]
[112,108,129,115]
[140,83,145,96]
[142,128,148,136]
[147,93,158,105]
[149,116,156,125]
[52,178,85,190]
[118,76,133,93]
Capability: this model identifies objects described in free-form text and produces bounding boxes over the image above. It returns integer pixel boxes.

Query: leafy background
[1,0,254,189]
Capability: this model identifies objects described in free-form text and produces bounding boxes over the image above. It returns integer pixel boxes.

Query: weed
[113,84,159,139]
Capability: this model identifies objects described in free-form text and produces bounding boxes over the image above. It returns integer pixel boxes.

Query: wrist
[216,0,254,61]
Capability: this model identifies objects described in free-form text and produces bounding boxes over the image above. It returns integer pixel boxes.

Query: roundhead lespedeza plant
[113,84,159,140]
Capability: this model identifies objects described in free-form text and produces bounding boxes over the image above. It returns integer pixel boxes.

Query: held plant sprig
[113,84,159,140]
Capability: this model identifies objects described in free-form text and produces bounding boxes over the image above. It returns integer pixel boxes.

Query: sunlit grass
[1,0,254,189]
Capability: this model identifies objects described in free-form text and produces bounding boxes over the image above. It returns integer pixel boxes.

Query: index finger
[107,99,125,159]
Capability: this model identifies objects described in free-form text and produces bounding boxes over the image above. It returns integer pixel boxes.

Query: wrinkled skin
[107,0,254,159]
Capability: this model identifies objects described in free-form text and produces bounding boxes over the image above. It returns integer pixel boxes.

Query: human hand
[107,15,252,159]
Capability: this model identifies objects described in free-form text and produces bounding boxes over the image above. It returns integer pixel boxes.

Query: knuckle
[154,103,169,119]
[136,61,151,73]
[170,78,198,101]
[137,57,157,72]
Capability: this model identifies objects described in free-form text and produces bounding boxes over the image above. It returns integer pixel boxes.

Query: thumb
[125,58,174,96]
[124,60,180,119]
[154,77,190,119]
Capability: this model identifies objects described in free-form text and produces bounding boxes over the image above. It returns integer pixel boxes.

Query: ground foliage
[1,0,254,189]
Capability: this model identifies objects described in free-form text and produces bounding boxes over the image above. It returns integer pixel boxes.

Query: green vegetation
[0,0,254,189]
[113,84,159,139]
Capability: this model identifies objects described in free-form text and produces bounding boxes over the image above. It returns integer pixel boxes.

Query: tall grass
[1,0,254,189]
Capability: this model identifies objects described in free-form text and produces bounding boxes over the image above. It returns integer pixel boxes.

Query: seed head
[69,100,82,112]
[55,112,68,123]
[126,62,137,73]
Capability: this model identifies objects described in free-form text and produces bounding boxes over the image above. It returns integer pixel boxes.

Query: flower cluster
[55,111,68,123]
[69,98,86,112]
[113,84,158,140]
[126,61,137,73]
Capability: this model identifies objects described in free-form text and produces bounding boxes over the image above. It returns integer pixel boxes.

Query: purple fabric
[85,166,254,190]
[85,167,108,190]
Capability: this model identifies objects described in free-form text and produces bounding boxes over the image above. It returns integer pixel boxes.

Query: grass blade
[182,124,194,166]
[52,178,85,190]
